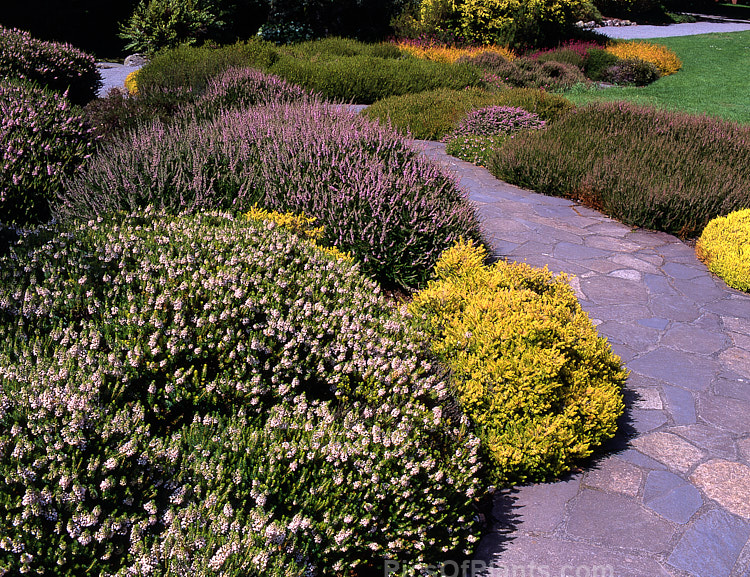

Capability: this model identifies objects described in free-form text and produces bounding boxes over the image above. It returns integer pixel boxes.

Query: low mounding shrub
[594,0,664,19]
[445,134,509,166]
[396,40,516,63]
[465,54,589,92]
[489,102,750,237]
[583,47,620,81]
[605,40,681,76]
[0,209,482,576]
[443,106,546,140]
[0,80,95,227]
[362,87,511,140]
[268,54,481,104]
[410,240,626,484]
[603,57,661,86]
[0,26,101,105]
[58,100,482,289]
[696,209,750,292]
[488,88,575,122]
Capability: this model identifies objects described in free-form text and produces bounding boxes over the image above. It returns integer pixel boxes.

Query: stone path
[417,141,750,577]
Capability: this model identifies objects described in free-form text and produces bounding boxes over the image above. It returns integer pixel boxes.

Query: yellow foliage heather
[245,207,353,262]
[696,209,750,293]
[397,41,515,63]
[125,69,140,95]
[409,239,626,484]
[605,41,682,76]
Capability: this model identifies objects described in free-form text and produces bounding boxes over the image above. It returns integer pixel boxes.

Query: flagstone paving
[417,141,750,577]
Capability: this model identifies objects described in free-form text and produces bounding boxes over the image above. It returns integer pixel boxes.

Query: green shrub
[409,239,626,485]
[0,80,95,227]
[488,101,750,237]
[489,87,575,121]
[119,0,225,55]
[134,41,279,95]
[594,0,664,18]
[269,53,480,104]
[535,47,586,68]
[0,26,101,105]
[362,87,509,140]
[57,100,481,290]
[696,209,750,293]
[584,47,620,80]
[0,209,482,576]
[281,37,404,60]
[603,57,661,86]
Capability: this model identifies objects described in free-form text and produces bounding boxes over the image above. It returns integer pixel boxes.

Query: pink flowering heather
[0,79,96,226]
[0,209,483,576]
[58,100,481,288]
[443,106,546,142]
[0,26,101,104]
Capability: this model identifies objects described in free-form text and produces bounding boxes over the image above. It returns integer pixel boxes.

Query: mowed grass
[565,31,750,123]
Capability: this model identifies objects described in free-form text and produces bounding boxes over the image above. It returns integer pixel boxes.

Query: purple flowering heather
[443,106,546,142]
[0,26,101,104]
[0,79,96,226]
[58,100,481,288]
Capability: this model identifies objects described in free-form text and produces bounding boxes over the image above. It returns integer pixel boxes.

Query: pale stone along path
[416,141,750,577]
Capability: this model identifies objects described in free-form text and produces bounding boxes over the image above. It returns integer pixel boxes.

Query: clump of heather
[192,66,313,119]
[58,100,481,289]
[444,106,545,140]
[0,26,101,105]
[0,79,96,226]
[489,101,750,237]
[0,209,483,576]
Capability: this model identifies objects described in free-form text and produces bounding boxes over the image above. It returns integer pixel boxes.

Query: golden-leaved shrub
[605,41,682,76]
[696,209,750,293]
[409,239,627,484]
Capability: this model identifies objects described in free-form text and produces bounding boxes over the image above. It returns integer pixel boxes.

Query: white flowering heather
[0,79,96,226]
[0,26,101,105]
[0,209,482,576]
[442,106,546,142]
[58,100,481,288]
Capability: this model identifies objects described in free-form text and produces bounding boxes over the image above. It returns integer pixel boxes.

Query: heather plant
[0,209,483,576]
[487,87,575,121]
[0,26,101,105]
[443,106,546,140]
[459,53,588,92]
[696,209,750,293]
[410,239,626,484]
[362,87,511,140]
[488,101,750,237]
[58,100,481,289]
[0,79,95,227]
[605,40,681,75]
[395,40,516,63]
[583,47,621,80]
[603,57,661,86]
[445,134,509,166]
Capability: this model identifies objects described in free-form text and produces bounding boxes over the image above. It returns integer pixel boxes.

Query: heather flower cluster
[58,100,481,289]
[0,79,96,226]
[0,26,101,104]
[395,40,515,63]
[0,209,483,576]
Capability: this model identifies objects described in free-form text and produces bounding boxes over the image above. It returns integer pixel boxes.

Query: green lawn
[565,31,750,123]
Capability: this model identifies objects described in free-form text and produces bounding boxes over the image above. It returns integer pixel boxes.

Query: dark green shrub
[57,100,482,289]
[282,36,404,60]
[490,87,575,121]
[0,26,101,105]
[0,80,95,227]
[488,101,750,237]
[410,239,626,484]
[0,209,483,576]
[535,47,586,68]
[269,53,480,104]
[119,0,225,55]
[594,0,664,18]
[584,47,620,80]
[134,41,279,95]
[603,57,661,85]
[362,87,511,140]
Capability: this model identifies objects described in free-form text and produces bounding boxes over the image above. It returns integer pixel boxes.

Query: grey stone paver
[416,141,750,577]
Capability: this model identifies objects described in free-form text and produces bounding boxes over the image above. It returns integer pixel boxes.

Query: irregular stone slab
[672,424,737,460]
[730,331,750,352]
[473,534,672,577]
[584,304,652,323]
[661,385,697,425]
[611,254,662,275]
[583,457,643,497]
[644,273,677,296]
[714,377,750,403]
[632,387,663,410]
[609,269,642,281]
[566,489,674,553]
[705,298,750,319]
[650,295,702,323]
[628,348,716,391]
[723,316,750,336]
[720,348,750,379]
[661,323,729,355]
[597,321,661,350]
[629,408,668,434]
[643,470,702,524]
[492,476,581,534]
[668,509,750,577]
[618,448,667,470]
[698,395,750,434]
[586,222,630,238]
[584,235,641,253]
[662,261,705,280]
[638,317,670,330]
[691,460,750,519]
[578,276,650,306]
[631,432,705,473]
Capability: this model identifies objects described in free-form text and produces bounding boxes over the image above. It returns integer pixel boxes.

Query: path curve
[417,141,750,577]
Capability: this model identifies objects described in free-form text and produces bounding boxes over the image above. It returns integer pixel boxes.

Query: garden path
[417,140,750,577]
